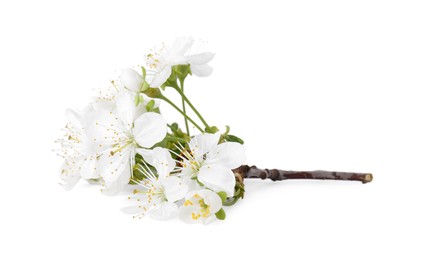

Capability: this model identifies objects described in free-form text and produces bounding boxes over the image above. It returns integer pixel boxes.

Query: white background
[1,0,422,259]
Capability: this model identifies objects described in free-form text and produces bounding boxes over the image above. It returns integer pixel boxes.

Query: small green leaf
[225,134,244,145]
[215,208,226,220]
[146,100,155,112]
[217,191,227,202]
[224,125,230,135]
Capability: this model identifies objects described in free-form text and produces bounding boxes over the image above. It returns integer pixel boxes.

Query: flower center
[145,43,166,70]
[186,194,211,221]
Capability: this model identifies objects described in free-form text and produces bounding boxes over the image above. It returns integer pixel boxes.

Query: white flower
[120,69,144,92]
[179,133,246,197]
[56,107,99,190]
[145,37,215,88]
[179,189,222,224]
[123,147,188,220]
[88,91,167,195]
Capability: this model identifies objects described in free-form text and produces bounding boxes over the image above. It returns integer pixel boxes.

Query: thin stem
[173,86,210,130]
[160,95,203,132]
[234,165,373,184]
[179,79,190,136]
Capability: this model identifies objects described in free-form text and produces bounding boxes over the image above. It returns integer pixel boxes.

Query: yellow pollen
[184,200,193,206]
[191,213,201,220]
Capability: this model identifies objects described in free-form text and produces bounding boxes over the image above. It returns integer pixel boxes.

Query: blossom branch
[234,165,373,184]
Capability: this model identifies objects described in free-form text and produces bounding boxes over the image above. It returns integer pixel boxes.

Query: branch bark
[233,165,373,184]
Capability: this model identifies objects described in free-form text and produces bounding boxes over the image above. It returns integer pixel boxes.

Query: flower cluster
[56,37,246,224]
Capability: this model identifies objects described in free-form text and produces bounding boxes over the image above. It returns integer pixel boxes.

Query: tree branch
[233,165,373,184]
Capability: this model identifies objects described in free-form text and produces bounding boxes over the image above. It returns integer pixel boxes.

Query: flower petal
[188,133,220,160]
[79,155,99,179]
[179,204,201,224]
[203,214,217,225]
[206,142,246,169]
[169,37,193,55]
[149,202,178,220]
[86,109,126,153]
[120,69,143,92]
[161,176,188,203]
[59,159,82,190]
[121,206,143,215]
[190,64,213,77]
[133,112,167,148]
[136,147,175,177]
[101,164,131,196]
[65,109,83,128]
[149,65,172,88]
[186,52,215,65]
[198,164,236,197]
[97,148,133,184]
[199,189,223,214]
[115,91,145,128]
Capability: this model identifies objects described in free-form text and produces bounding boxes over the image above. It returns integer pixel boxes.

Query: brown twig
[233,165,373,184]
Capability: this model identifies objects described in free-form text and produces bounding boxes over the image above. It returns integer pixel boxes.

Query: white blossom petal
[149,65,172,88]
[179,204,201,224]
[198,164,236,196]
[115,91,145,129]
[121,206,143,215]
[161,176,188,203]
[133,112,167,148]
[101,164,131,196]
[149,202,178,220]
[65,109,83,128]
[59,159,82,190]
[179,189,222,224]
[203,215,217,225]
[199,189,223,214]
[79,155,99,179]
[169,37,193,56]
[97,148,133,184]
[120,69,143,92]
[190,64,213,77]
[136,147,175,177]
[206,142,246,169]
[188,133,220,160]
[86,110,127,153]
[186,52,215,65]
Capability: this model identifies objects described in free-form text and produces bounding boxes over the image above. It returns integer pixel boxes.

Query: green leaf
[224,125,230,135]
[217,191,227,202]
[225,134,244,145]
[215,208,226,220]
[146,100,155,112]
